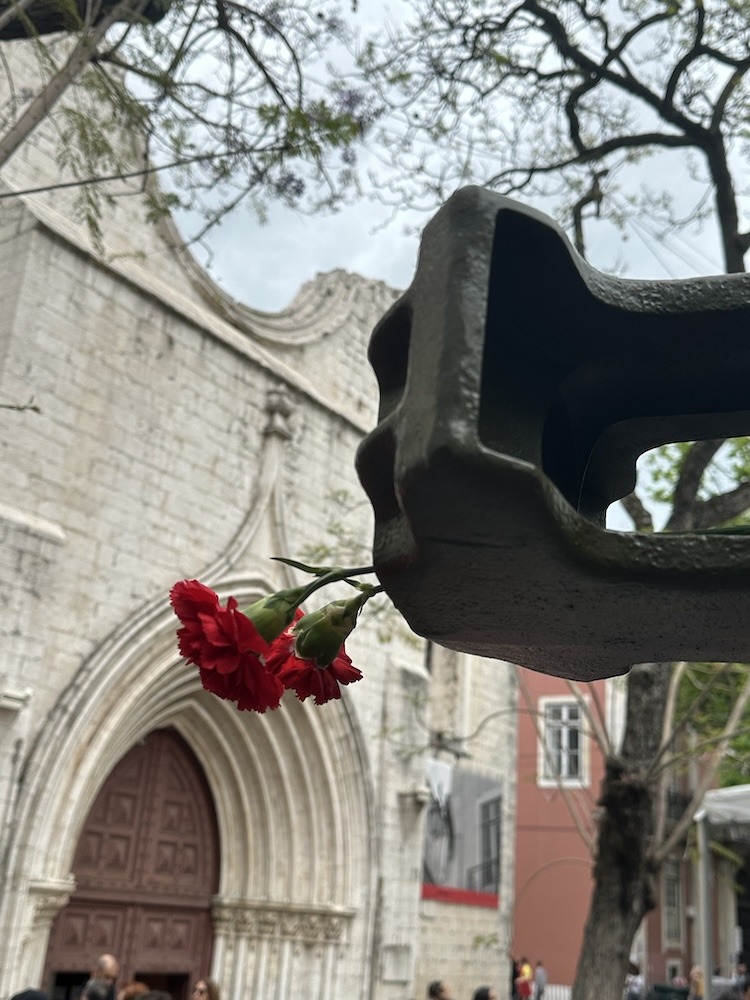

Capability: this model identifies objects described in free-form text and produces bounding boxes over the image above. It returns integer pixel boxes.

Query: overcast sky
[181,194,426,311]
[180,166,726,315]
[177,174,722,533]
[170,1,730,314]
[169,3,732,530]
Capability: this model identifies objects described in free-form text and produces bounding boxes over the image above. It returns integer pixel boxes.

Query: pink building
[512,666,744,992]
[513,667,607,988]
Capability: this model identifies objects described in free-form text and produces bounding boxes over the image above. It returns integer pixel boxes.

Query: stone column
[16,876,75,994]
[211,899,354,1000]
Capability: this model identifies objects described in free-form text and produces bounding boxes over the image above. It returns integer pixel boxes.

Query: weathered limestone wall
[0,41,517,1000]
[415,650,517,1000]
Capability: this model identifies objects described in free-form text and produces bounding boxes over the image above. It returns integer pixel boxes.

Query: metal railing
[539,984,571,1000]
[466,858,499,892]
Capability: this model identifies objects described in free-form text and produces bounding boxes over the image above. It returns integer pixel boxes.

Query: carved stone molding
[211,898,354,945]
[28,875,76,926]
[264,387,295,441]
[197,385,295,586]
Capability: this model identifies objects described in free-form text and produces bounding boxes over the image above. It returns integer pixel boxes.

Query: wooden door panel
[133,906,213,971]
[45,730,218,985]
[45,903,127,972]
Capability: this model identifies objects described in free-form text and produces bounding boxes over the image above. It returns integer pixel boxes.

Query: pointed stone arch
[0,580,376,1000]
[44,728,220,992]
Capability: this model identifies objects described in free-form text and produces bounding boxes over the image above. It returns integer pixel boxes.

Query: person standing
[473,988,498,1000]
[534,961,548,1000]
[689,966,705,1000]
[625,964,644,1000]
[427,981,453,1000]
[116,983,149,1000]
[511,959,521,1000]
[191,981,220,1000]
[516,958,533,1000]
[81,955,119,1000]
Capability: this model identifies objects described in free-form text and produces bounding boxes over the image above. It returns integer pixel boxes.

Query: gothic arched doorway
[44,729,219,1000]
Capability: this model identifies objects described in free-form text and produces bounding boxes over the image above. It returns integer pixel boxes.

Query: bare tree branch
[656,666,750,861]
[620,492,653,532]
[663,0,705,110]
[0,0,35,34]
[711,56,750,134]
[0,0,147,168]
[692,480,750,529]
[647,662,732,781]
[666,439,724,529]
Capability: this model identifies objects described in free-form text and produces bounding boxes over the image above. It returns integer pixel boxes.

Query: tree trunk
[0,0,141,170]
[705,136,746,274]
[572,664,672,1000]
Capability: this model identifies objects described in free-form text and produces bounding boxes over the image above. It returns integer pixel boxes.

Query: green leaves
[675,662,750,786]
[0,0,377,249]
[643,438,750,513]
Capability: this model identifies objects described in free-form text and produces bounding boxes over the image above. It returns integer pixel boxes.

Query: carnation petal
[268,640,362,705]
[172,579,281,711]
[170,579,220,620]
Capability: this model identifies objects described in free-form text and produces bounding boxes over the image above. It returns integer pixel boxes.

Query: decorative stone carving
[28,876,76,926]
[264,387,295,441]
[211,898,354,945]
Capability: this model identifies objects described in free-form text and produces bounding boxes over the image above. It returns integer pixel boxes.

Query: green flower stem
[297,567,375,607]
[272,556,377,578]
[282,564,377,607]
[357,584,384,604]
[338,584,384,622]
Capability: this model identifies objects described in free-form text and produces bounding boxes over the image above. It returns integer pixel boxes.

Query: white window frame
[537,696,590,789]
[662,858,684,948]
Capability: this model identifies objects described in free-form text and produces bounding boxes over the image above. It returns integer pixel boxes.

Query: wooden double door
[45,729,219,1000]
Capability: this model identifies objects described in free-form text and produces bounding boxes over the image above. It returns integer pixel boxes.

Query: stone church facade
[0,40,517,1000]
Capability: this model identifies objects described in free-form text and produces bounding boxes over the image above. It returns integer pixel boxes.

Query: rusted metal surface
[357,186,750,679]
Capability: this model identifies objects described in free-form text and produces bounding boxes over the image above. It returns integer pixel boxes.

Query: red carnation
[197,662,285,714]
[266,623,363,705]
[170,579,284,713]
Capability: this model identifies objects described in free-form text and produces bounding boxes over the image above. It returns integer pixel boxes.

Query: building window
[666,961,683,985]
[422,760,503,904]
[538,698,588,787]
[663,859,683,947]
[467,795,501,892]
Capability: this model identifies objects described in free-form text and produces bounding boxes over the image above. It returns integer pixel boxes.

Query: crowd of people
[426,957,546,1000]
[708,961,750,1000]
[29,950,750,1000]
[9,954,220,1000]
[512,957,547,1000]
[626,960,750,1000]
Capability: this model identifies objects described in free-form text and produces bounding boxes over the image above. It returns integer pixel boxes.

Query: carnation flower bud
[292,596,363,666]
[244,587,307,641]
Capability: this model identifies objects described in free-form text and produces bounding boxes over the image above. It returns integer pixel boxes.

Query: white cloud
[178,194,425,311]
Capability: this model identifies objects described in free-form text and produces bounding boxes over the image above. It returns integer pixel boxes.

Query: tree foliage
[641,438,750,529]
[362,0,750,272]
[675,662,750,786]
[4,1,750,997]
[0,0,376,247]
[356,4,750,999]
